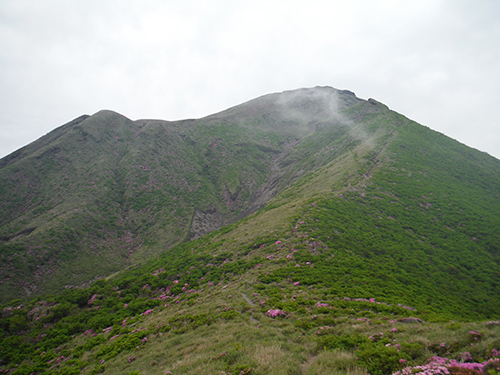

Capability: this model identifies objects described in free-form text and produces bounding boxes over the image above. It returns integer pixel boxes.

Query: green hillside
[0,87,365,301]
[1,86,500,375]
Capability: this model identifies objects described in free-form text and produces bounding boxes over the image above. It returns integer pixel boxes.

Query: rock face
[190,208,224,239]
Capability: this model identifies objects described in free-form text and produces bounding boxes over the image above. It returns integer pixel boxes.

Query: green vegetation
[1,86,500,374]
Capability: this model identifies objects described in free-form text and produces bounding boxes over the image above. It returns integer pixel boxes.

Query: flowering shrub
[392,364,450,375]
[467,330,483,343]
[315,302,330,308]
[266,309,287,318]
[88,294,98,305]
[392,357,500,375]
[458,352,472,362]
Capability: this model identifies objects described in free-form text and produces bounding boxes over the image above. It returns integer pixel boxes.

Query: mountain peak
[90,109,132,120]
[0,87,499,321]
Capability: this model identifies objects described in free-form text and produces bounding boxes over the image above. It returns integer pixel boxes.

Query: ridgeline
[1,87,499,375]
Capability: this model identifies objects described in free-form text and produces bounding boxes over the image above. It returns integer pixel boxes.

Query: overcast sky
[1,0,499,159]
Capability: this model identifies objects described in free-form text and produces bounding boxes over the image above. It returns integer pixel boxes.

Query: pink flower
[266,309,287,318]
[88,294,97,305]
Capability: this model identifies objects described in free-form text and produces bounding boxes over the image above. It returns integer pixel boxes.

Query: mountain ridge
[1,87,373,301]
[1,86,500,375]
[0,86,498,306]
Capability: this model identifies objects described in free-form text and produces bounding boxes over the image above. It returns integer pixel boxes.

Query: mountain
[1,86,500,375]
[0,87,365,301]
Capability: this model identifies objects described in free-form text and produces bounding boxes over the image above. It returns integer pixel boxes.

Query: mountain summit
[1,87,500,374]
[0,87,368,299]
[1,86,499,311]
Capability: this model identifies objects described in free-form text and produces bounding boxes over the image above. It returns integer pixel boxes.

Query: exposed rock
[190,207,225,239]
[399,317,423,324]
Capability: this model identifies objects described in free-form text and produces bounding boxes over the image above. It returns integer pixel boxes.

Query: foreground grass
[2,265,500,375]
[38,281,499,375]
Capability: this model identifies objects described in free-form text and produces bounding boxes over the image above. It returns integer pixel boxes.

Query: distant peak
[91,109,129,118]
[82,110,135,127]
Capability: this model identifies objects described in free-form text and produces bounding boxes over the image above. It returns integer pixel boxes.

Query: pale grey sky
[1,0,499,159]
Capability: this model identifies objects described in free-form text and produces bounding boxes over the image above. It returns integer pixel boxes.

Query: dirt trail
[240,291,254,306]
[240,291,259,323]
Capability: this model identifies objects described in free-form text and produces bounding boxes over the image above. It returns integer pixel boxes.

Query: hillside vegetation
[1,86,500,374]
[0,87,364,301]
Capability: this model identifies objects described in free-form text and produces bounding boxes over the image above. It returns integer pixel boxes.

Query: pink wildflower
[315,302,329,308]
[266,309,286,318]
[88,294,97,305]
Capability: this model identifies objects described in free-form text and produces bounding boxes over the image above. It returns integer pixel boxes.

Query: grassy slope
[1,97,500,374]
[0,87,370,302]
[0,90,334,301]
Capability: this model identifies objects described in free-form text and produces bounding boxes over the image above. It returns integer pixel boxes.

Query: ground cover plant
[1,87,500,374]
[1,253,500,374]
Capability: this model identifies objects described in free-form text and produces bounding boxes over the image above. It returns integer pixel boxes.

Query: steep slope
[0,87,367,301]
[1,87,500,375]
